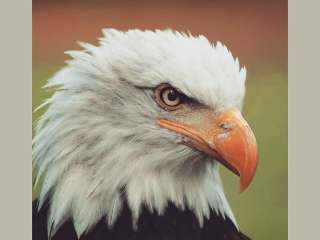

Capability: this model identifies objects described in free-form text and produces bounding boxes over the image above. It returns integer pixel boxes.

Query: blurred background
[32,0,287,239]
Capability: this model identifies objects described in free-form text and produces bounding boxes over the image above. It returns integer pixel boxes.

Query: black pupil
[167,89,178,101]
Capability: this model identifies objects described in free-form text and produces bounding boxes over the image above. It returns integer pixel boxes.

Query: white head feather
[33,29,246,238]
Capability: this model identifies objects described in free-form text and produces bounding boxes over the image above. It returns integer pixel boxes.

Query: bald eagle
[33,29,258,240]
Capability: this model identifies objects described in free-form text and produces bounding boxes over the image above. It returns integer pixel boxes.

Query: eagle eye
[155,84,184,110]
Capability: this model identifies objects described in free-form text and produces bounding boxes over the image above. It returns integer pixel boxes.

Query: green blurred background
[33,0,287,239]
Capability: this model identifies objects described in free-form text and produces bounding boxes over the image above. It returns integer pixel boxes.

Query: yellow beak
[158,108,258,192]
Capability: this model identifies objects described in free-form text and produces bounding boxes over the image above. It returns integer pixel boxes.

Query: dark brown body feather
[33,199,250,240]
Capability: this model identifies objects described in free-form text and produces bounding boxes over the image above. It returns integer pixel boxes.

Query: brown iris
[155,84,184,110]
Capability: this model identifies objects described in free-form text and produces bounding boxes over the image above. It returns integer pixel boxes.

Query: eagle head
[33,29,258,237]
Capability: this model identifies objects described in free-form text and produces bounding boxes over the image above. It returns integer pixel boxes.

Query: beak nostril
[219,123,232,130]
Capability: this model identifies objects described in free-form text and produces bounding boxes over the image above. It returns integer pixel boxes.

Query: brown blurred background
[33,1,288,239]
[33,0,287,71]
